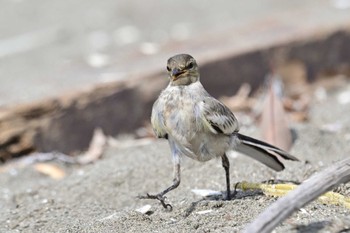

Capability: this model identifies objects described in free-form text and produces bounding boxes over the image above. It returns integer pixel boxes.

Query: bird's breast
[160,87,199,143]
[159,84,227,161]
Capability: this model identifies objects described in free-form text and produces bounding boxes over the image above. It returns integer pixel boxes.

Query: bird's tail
[234,133,299,171]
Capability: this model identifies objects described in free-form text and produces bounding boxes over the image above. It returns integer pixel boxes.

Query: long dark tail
[235,133,299,171]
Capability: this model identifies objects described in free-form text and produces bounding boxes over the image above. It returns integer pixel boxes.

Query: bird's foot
[224,192,232,201]
[224,184,239,200]
[224,191,235,201]
[138,193,173,211]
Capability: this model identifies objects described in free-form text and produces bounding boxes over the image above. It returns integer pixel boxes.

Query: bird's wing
[151,99,168,139]
[200,97,240,135]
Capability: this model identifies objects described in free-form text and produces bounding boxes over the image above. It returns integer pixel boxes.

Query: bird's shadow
[261,179,301,185]
[183,179,301,218]
[183,189,262,218]
[294,221,332,233]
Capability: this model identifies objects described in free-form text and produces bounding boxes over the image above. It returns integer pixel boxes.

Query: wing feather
[200,97,239,135]
[151,99,167,138]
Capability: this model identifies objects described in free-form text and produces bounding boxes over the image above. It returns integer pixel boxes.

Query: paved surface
[1,0,350,106]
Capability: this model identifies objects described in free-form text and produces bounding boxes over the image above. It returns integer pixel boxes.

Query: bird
[138,54,299,210]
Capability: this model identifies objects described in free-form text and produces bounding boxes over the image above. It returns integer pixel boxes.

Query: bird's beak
[171,68,185,80]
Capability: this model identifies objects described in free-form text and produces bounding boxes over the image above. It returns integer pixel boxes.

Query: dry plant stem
[243,157,350,233]
[76,128,107,164]
[237,182,350,208]
[0,152,75,173]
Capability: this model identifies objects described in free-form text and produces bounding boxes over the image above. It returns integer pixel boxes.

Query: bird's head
[166,54,199,86]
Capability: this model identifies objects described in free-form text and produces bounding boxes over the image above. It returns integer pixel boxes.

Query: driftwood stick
[242,158,350,233]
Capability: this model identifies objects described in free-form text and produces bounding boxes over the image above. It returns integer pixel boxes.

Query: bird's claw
[138,193,173,211]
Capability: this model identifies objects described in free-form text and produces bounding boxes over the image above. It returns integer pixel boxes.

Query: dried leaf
[0,152,75,173]
[313,74,348,93]
[135,124,155,138]
[76,128,107,164]
[288,112,308,122]
[260,77,292,151]
[33,163,65,180]
[275,59,308,97]
[220,83,254,111]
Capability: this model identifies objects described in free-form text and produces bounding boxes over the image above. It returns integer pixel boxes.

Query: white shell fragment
[98,213,119,222]
[135,204,152,214]
[196,210,213,215]
[191,189,222,197]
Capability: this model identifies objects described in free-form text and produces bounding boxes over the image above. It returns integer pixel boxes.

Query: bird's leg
[138,158,181,211]
[221,153,234,200]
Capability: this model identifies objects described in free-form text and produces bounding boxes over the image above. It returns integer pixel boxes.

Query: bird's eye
[166,66,171,72]
[187,62,194,69]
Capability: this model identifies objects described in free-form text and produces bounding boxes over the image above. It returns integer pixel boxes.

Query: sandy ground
[1,84,350,233]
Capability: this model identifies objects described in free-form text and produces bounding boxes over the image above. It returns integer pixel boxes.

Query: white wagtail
[139,54,298,209]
